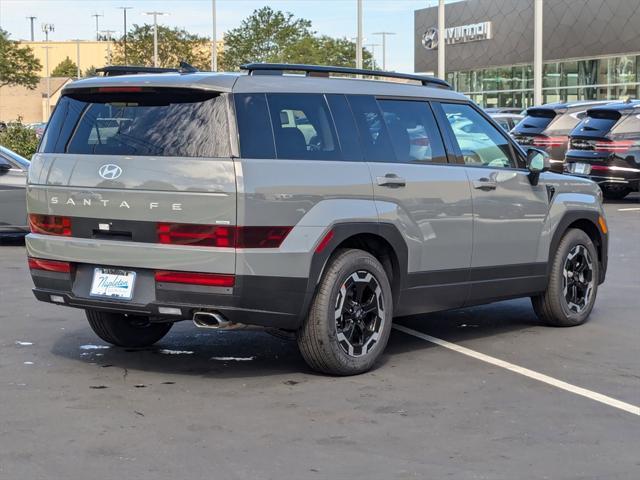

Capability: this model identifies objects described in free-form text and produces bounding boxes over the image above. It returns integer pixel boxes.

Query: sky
[0,0,455,73]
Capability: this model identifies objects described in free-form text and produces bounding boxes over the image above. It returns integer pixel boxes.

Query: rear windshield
[548,109,587,132]
[570,110,622,138]
[39,88,231,157]
[611,113,640,135]
[512,108,556,134]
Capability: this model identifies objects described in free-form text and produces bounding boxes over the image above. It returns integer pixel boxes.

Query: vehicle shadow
[50,298,541,379]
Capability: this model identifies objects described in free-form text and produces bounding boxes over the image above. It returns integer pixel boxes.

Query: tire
[532,229,599,327]
[85,310,172,347]
[297,249,393,376]
[601,185,630,200]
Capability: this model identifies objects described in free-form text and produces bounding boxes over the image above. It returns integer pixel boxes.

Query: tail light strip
[157,223,292,248]
[27,257,71,273]
[155,270,235,287]
[532,136,568,148]
[593,140,638,153]
[29,214,72,236]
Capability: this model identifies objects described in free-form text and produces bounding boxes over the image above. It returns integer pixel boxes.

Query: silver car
[0,145,29,236]
[25,63,608,375]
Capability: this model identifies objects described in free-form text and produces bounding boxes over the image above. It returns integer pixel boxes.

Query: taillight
[157,224,291,248]
[97,86,143,93]
[29,214,72,236]
[532,136,568,148]
[157,223,235,247]
[27,257,71,273]
[593,140,638,153]
[155,270,235,287]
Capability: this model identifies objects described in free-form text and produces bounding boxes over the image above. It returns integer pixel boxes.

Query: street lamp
[41,23,55,42]
[364,43,381,69]
[143,11,168,67]
[356,0,363,69]
[211,0,217,71]
[26,16,37,41]
[372,31,396,71]
[91,13,104,41]
[118,7,133,64]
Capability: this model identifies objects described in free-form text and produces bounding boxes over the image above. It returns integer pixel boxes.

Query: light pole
[72,39,81,78]
[372,32,395,71]
[364,43,381,69]
[438,0,445,80]
[534,0,543,106]
[211,0,217,71]
[41,23,55,42]
[356,0,363,69]
[144,11,168,67]
[118,7,133,64]
[26,16,37,41]
[91,13,104,41]
[42,46,53,120]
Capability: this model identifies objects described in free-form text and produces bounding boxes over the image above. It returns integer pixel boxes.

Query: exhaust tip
[193,311,230,329]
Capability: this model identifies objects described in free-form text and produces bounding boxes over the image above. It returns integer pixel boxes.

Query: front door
[437,102,549,304]
[348,95,474,315]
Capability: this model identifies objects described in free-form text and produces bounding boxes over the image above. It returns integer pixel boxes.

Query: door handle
[472,178,498,191]
[377,174,406,188]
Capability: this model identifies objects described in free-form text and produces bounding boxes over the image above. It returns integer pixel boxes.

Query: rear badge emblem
[98,164,123,180]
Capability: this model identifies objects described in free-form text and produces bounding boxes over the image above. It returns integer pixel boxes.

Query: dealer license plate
[90,268,136,300]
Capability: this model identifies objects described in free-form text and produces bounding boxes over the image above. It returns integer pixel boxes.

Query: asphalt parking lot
[1,195,638,480]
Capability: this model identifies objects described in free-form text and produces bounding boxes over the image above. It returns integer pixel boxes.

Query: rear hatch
[566,106,640,175]
[27,85,237,289]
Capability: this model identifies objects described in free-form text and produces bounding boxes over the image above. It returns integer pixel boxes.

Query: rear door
[436,102,549,303]
[350,95,474,315]
[28,87,237,276]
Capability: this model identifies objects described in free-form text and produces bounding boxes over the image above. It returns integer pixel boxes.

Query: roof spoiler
[95,62,198,77]
[240,63,451,89]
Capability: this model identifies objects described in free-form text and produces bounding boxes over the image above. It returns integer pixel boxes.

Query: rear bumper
[30,266,309,330]
[569,173,640,189]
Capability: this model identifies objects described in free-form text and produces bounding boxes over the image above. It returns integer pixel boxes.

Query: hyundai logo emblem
[422,27,439,50]
[98,164,123,180]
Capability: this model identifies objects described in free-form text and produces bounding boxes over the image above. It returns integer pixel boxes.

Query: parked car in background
[28,122,48,139]
[0,145,30,236]
[488,112,524,132]
[565,100,640,200]
[511,101,612,173]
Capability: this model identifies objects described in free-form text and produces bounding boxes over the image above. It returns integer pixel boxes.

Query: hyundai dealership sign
[422,21,492,50]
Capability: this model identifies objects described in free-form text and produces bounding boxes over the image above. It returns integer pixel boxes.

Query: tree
[51,56,77,77]
[220,8,376,71]
[83,65,97,77]
[0,29,41,89]
[111,24,210,70]
[0,118,39,159]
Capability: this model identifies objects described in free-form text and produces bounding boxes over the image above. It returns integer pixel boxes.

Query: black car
[565,100,640,200]
[511,101,612,173]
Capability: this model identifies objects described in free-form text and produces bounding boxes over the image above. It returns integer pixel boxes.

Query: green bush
[0,119,39,159]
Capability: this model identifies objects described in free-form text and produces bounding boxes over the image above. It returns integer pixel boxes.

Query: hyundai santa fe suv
[27,63,608,375]
[565,100,640,200]
[511,101,612,173]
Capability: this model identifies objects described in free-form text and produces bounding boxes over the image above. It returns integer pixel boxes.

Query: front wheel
[86,310,172,347]
[532,228,599,327]
[297,249,393,376]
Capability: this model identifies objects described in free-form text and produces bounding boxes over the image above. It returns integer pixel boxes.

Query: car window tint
[41,90,231,157]
[442,103,517,169]
[325,94,363,162]
[377,99,446,164]
[234,93,276,159]
[611,113,640,135]
[347,95,395,162]
[266,93,341,161]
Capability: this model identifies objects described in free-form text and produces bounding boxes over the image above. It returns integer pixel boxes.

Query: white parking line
[617,207,640,211]
[393,324,640,416]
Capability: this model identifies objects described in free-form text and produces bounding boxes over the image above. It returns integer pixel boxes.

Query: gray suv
[27,63,608,375]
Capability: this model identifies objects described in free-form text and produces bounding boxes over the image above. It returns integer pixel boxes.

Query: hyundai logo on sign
[423,21,492,50]
[98,164,123,180]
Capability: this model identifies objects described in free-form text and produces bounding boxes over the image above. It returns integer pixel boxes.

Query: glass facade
[446,54,640,108]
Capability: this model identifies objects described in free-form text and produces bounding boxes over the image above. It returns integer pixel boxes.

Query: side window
[347,95,395,162]
[377,99,447,164]
[266,93,341,161]
[234,93,276,159]
[325,94,363,162]
[441,103,518,169]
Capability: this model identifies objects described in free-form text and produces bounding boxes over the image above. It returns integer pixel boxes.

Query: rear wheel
[86,310,172,347]
[601,185,631,200]
[297,249,393,376]
[532,229,599,327]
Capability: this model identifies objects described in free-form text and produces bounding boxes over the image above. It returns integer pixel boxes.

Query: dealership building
[414,0,640,108]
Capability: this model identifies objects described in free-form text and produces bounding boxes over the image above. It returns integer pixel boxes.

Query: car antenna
[179,61,199,73]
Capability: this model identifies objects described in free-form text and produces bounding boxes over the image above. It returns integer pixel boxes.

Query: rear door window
[377,99,447,164]
[40,89,231,157]
[347,95,395,162]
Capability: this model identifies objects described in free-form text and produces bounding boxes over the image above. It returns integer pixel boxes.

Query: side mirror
[526,148,550,186]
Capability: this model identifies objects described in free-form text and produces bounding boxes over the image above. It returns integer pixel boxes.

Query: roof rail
[240,63,451,89]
